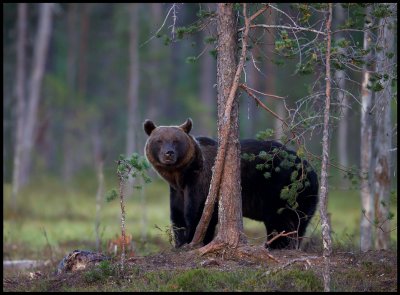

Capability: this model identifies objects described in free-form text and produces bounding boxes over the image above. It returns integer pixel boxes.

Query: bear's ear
[179,118,192,134]
[144,120,157,136]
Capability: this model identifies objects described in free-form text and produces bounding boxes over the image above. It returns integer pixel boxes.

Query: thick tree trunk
[373,3,395,250]
[19,3,54,187]
[214,3,245,247]
[12,3,28,209]
[191,3,249,248]
[320,4,333,292]
[359,5,374,252]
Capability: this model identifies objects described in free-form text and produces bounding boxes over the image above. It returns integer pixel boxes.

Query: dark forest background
[5,3,390,186]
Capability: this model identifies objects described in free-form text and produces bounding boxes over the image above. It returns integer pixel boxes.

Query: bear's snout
[165,150,175,157]
[160,147,177,165]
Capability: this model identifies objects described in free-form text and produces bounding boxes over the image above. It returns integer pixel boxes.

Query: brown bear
[144,118,319,249]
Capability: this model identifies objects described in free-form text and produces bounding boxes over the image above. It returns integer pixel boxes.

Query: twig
[140,4,176,48]
[240,24,327,36]
[265,256,321,275]
[266,230,297,246]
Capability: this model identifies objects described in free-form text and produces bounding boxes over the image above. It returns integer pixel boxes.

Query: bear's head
[143,118,197,170]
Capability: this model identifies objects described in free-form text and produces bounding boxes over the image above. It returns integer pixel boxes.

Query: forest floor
[3,246,397,292]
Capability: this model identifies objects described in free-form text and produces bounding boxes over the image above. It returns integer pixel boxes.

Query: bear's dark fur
[144,118,319,249]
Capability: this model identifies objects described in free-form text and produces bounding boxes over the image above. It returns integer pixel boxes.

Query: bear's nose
[165,150,175,156]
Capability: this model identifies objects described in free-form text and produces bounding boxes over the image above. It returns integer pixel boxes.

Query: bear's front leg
[170,187,187,247]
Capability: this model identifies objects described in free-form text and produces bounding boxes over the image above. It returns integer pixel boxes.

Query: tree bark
[19,3,54,187]
[191,3,249,250]
[373,3,395,250]
[320,4,333,292]
[214,3,245,247]
[12,3,28,210]
[359,5,374,252]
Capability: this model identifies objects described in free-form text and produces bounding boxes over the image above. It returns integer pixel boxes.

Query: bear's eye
[172,140,179,145]
[156,139,162,144]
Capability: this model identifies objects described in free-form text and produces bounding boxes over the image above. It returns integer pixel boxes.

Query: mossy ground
[3,178,397,292]
[3,248,397,292]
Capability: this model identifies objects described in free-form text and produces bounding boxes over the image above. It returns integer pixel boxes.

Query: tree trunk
[359,5,374,252]
[191,3,249,252]
[373,3,395,250]
[334,3,349,170]
[67,3,78,92]
[126,3,139,156]
[214,3,245,247]
[200,14,216,136]
[263,5,281,141]
[19,3,54,187]
[125,3,140,197]
[11,3,28,210]
[320,4,333,292]
[92,122,104,252]
[78,3,90,97]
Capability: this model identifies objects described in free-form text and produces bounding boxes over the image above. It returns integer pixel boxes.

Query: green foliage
[371,4,392,18]
[241,144,310,213]
[105,189,118,202]
[116,153,151,186]
[186,56,197,64]
[241,153,256,162]
[275,30,296,58]
[256,129,275,140]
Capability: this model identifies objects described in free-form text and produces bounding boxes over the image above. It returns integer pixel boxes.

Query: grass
[3,174,398,261]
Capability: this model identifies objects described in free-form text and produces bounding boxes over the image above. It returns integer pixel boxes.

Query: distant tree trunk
[263,5,281,141]
[126,3,139,156]
[62,3,78,184]
[360,5,374,252]
[67,3,78,92]
[334,3,349,170]
[19,3,54,187]
[244,35,259,137]
[78,3,90,97]
[12,3,28,209]
[147,3,163,121]
[92,124,104,252]
[373,3,395,250]
[125,3,140,196]
[320,4,333,292]
[191,3,248,251]
[200,20,216,136]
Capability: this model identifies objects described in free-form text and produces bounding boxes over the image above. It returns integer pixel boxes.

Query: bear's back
[194,137,318,222]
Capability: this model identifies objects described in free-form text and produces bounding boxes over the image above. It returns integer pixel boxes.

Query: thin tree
[360,5,374,252]
[319,3,333,292]
[334,3,349,170]
[126,3,140,157]
[19,3,54,188]
[373,3,395,250]
[11,3,27,210]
